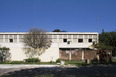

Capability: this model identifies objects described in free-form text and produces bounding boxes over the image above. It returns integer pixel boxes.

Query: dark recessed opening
[78,39,83,43]
[9,39,13,43]
[63,39,67,42]
[89,39,92,42]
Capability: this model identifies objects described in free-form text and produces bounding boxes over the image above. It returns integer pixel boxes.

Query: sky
[0,0,116,33]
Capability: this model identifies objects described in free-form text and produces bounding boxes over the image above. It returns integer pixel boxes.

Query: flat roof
[0,32,98,34]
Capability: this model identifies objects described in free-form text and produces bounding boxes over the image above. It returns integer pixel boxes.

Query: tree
[52,29,66,32]
[23,28,52,59]
[92,42,113,50]
[0,47,10,62]
[93,29,116,56]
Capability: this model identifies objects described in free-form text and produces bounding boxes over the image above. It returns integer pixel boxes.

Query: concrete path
[0,64,59,76]
[1,64,116,77]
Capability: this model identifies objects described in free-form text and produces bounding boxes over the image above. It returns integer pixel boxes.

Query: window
[19,35,24,39]
[89,35,92,38]
[84,35,88,38]
[9,35,13,38]
[73,35,77,38]
[78,39,83,43]
[93,35,97,38]
[68,35,71,39]
[63,39,67,42]
[0,35,3,38]
[88,39,92,42]
[63,35,67,38]
[14,35,17,38]
[9,39,13,43]
[79,35,83,38]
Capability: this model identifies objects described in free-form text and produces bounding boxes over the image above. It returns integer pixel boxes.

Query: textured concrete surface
[1,64,116,77]
[0,64,59,76]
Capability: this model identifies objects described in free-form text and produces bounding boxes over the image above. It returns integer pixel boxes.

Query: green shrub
[112,57,116,62]
[49,60,53,64]
[64,60,86,66]
[66,60,84,64]
[10,61,24,64]
[65,62,68,65]
[25,58,41,63]
[56,59,61,63]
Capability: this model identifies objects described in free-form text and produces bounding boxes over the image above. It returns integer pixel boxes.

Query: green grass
[0,60,88,66]
[64,60,87,66]
[112,57,116,62]
[65,60,84,64]
[0,61,57,65]
[1,58,116,66]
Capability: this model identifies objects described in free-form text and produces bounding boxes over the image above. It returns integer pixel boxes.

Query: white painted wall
[0,32,98,62]
[0,43,59,62]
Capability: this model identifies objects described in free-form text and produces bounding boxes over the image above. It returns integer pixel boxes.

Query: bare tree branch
[23,28,52,56]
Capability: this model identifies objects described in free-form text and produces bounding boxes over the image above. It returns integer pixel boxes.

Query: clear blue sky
[0,0,116,33]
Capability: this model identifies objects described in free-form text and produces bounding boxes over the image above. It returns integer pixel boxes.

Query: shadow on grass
[1,64,116,77]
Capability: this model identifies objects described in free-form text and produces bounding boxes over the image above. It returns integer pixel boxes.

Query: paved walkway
[1,64,116,77]
[0,64,59,76]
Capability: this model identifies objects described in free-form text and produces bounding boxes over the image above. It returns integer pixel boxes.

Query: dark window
[9,39,13,43]
[88,39,92,42]
[63,39,67,42]
[78,39,83,43]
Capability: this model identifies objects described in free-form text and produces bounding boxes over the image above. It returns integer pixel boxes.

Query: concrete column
[97,54,99,60]
[3,35,5,43]
[17,34,19,43]
[71,35,73,43]
[69,49,71,60]
[8,35,9,43]
[82,50,84,60]
[57,35,59,43]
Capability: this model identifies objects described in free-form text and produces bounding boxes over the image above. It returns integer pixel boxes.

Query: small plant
[10,61,24,64]
[50,60,53,64]
[25,58,41,63]
[65,62,68,65]
[56,58,61,63]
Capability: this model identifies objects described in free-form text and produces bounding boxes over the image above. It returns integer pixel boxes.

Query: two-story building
[0,32,98,62]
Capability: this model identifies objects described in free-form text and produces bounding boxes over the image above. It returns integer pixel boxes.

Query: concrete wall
[0,43,59,62]
[0,32,98,62]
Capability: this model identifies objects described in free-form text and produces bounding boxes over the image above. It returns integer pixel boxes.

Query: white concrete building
[0,32,98,62]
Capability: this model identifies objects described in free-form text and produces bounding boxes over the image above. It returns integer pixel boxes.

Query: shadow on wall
[23,48,46,58]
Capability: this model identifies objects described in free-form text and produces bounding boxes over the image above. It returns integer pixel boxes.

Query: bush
[0,61,25,64]
[10,61,24,64]
[50,60,53,64]
[64,60,86,66]
[25,58,41,63]
[56,59,61,63]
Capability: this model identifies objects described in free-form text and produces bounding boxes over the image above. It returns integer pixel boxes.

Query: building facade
[0,32,98,62]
